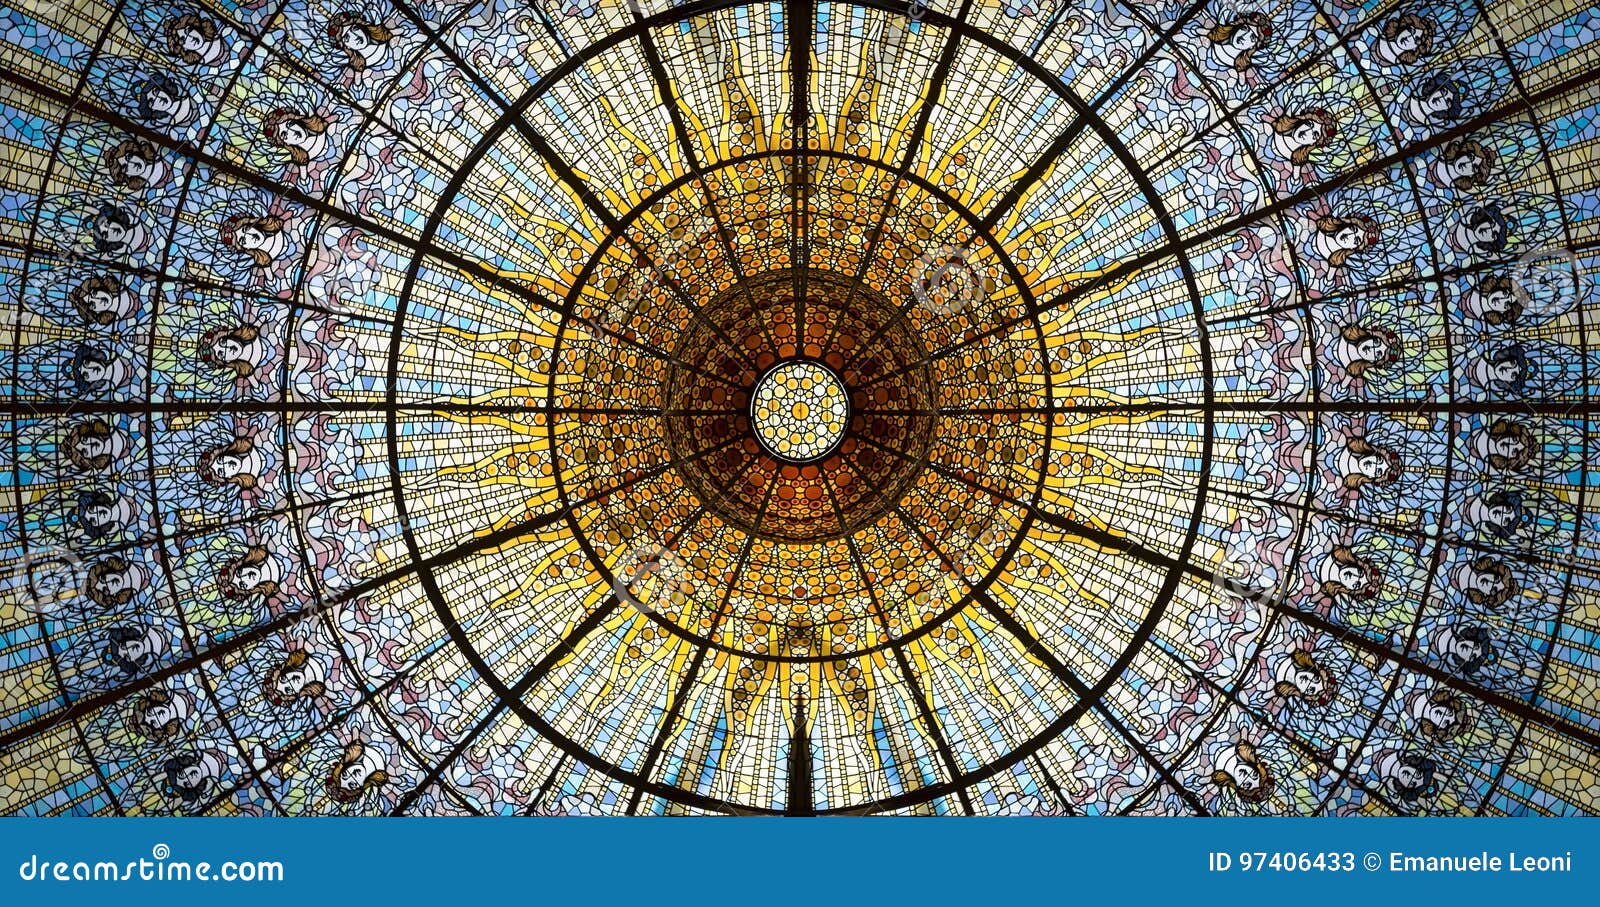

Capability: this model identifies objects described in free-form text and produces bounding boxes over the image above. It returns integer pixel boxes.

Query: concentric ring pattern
[749,360,849,461]
[2,0,1599,816]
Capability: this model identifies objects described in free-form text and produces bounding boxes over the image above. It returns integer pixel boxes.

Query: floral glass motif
[750,361,849,461]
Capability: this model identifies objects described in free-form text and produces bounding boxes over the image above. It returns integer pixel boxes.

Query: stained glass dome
[2,0,1598,817]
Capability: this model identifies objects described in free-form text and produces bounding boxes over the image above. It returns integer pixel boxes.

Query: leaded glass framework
[1,0,1598,817]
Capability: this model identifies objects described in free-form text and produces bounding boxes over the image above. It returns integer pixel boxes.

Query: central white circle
[750,361,848,461]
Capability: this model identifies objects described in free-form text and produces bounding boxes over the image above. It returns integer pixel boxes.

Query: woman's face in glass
[234,563,264,588]
[1292,120,1324,146]
[1422,88,1452,117]
[281,121,309,146]
[211,453,245,478]
[340,26,373,55]
[212,337,245,362]
[95,220,127,245]
[87,288,127,316]
[148,89,178,117]
[1468,568,1504,597]
[1355,336,1388,361]
[340,763,370,791]
[1293,668,1324,697]
[1491,435,1525,460]
[1354,452,1390,478]
[1234,763,1260,789]
[179,27,209,55]
[235,226,266,249]
[1228,27,1260,52]
[119,155,153,181]
[1489,359,1521,383]
[1335,225,1365,250]
[273,668,304,698]
[79,360,108,384]
[1390,27,1421,54]
[96,570,127,595]
[75,435,108,460]
[1449,153,1481,182]
[1335,564,1367,591]
[1423,702,1456,730]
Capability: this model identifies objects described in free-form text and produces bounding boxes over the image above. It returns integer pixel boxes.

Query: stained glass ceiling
[2,0,1598,816]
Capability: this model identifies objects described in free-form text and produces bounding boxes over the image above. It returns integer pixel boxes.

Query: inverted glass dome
[1,0,1598,816]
